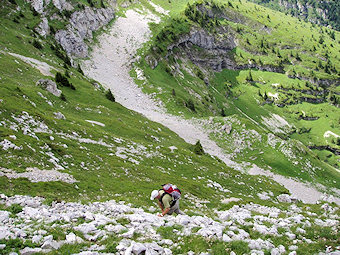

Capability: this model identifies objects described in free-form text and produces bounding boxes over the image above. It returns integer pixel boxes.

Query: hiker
[150,185,185,217]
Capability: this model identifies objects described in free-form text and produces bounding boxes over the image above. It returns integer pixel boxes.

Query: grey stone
[41,240,61,250]
[54,112,66,120]
[35,18,50,37]
[32,234,43,244]
[277,194,292,203]
[20,247,42,255]
[132,242,147,255]
[0,210,10,222]
[52,0,73,11]
[36,79,61,97]
[25,0,44,13]
[222,124,232,134]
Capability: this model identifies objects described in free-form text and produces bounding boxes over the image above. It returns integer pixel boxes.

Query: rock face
[52,0,74,11]
[36,79,61,97]
[162,26,283,73]
[25,0,46,14]
[55,7,115,57]
[24,0,115,58]
[35,18,50,37]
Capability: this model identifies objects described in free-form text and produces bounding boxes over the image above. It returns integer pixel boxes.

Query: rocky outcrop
[36,79,61,97]
[165,27,283,73]
[52,0,74,11]
[24,0,115,58]
[35,17,50,37]
[25,0,46,14]
[25,0,73,13]
[55,7,115,58]
[309,145,340,155]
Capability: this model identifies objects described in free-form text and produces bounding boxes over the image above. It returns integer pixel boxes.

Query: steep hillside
[136,0,340,178]
[0,0,339,254]
[248,0,340,31]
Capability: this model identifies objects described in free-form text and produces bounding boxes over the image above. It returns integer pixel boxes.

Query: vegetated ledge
[287,74,340,88]
[308,145,340,155]
[149,26,284,75]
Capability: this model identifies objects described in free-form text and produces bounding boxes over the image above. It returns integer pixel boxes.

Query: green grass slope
[0,0,291,213]
[132,0,340,190]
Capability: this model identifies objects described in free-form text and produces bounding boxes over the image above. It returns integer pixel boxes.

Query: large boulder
[36,79,61,97]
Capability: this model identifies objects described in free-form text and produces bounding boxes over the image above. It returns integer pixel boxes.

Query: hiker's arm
[158,207,170,217]
[162,207,170,216]
[158,200,164,211]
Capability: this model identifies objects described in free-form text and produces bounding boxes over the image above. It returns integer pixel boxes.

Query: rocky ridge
[0,194,339,254]
[55,7,115,58]
[25,0,115,58]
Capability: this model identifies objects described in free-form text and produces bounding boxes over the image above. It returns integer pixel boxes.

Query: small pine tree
[65,70,70,78]
[319,36,324,44]
[172,88,176,96]
[246,70,253,82]
[106,90,115,102]
[263,92,268,100]
[186,99,196,112]
[60,93,67,101]
[221,108,226,117]
[77,64,84,75]
[193,140,204,155]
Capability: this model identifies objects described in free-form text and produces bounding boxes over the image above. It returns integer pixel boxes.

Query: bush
[8,0,16,4]
[77,64,84,75]
[33,40,43,50]
[221,108,226,117]
[172,89,176,96]
[31,7,39,16]
[55,72,75,90]
[60,93,67,101]
[193,140,204,155]
[106,90,115,102]
[186,99,196,112]
[13,17,19,23]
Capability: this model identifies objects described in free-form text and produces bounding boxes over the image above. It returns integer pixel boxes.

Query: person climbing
[150,184,185,217]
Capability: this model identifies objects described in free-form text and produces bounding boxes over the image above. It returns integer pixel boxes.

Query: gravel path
[82,7,339,205]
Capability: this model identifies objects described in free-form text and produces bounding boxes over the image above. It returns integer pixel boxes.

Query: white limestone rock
[36,79,61,97]
[20,247,42,255]
[0,211,10,222]
[54,112,66,120]
[35,18,50,37]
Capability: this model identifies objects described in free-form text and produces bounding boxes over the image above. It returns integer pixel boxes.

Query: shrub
[221,108,226,117]
[33,40,43,50]
[55,72,75,89]
[193,140,204,155]
[65,70,70,78]
[60,93,67,101]
[77,64,84,75]
[8,0,16,4]
[106,90,115,102]
[186,99,196,112]
[31,7,39,16]
[172,88,176,96]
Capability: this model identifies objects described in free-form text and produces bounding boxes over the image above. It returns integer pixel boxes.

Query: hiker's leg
[173,201,186,215]
[167,207,175,215]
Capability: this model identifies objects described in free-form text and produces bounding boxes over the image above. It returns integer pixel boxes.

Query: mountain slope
[0,0,339,254]
[248,0,340,31]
